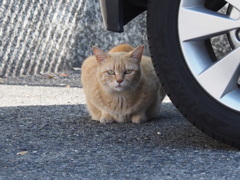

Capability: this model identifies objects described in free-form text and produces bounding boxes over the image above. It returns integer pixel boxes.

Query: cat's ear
[92,46,109,64]
[129,45,144,63]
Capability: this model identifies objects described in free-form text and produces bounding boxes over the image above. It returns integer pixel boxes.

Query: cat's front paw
[131,114,147,123]
[100,114,115,124]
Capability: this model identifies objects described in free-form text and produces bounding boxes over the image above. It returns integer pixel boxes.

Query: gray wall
[0,0,148,77]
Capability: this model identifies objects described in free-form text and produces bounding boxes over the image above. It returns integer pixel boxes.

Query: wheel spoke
[179,7,240,41]
[197,47,240,99]
[225,0,240,11]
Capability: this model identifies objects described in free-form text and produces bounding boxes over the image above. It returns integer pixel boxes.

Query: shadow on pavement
[0,102,236,179]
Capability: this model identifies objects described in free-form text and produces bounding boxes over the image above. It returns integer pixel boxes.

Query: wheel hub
[227,6,240,48]
[227,6,240,89]
[178,0,240,112]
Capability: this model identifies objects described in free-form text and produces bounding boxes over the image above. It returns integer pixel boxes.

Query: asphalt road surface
[0,71,239,180]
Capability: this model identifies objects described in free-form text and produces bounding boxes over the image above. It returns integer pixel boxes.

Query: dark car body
[99,0,226,33]
[99,0,147,32]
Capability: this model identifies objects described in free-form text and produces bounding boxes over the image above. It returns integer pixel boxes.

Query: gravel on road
[0,71,239,180]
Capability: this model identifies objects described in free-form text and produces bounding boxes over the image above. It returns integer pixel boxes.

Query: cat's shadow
[88,102,236,151]
[0,103,236,153]
[1,104,237,177]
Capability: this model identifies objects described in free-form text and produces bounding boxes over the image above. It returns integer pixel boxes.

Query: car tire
[147,0,240,147]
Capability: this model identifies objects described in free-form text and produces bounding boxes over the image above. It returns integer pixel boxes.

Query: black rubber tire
[147,0,240,147]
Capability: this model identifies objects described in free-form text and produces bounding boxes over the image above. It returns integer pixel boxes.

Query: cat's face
[98,54,141,92]
[93,46,144,93]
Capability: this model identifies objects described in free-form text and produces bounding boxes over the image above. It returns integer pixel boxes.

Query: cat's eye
[107,70,115,75]
[124,70,133,74]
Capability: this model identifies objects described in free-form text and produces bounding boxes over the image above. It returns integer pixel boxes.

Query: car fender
[100,0,147,32]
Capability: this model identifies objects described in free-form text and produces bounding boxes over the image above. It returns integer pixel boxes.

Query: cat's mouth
[114,85,125,91]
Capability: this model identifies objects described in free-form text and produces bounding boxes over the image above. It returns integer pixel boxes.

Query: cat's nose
[117,79,123,84]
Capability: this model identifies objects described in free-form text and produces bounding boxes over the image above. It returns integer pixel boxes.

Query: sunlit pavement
[0,85,171,107]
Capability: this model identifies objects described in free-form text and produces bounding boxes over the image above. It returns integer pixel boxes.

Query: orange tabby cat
[108,44,134,53]
[81,44,165,123]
